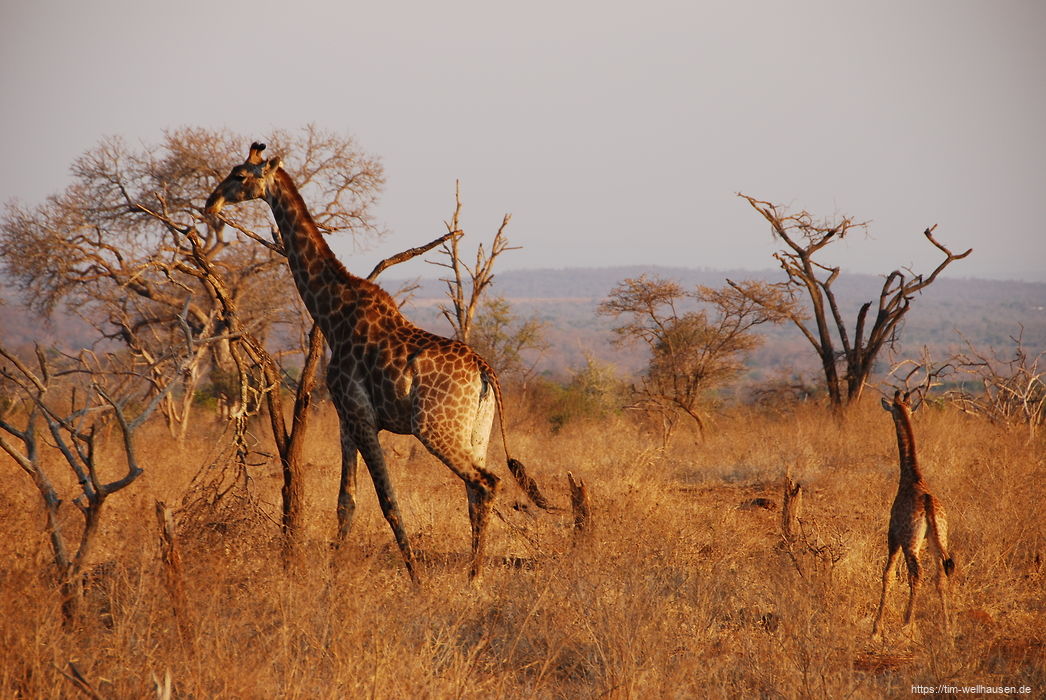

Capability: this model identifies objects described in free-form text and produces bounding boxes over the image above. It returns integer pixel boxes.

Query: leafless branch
[943,328,1044,433]
[366,230,461,282]
[430,181,518,344]
[736,193,971,408]
[0,301,223,621]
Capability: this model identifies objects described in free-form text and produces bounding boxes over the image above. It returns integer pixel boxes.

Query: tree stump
[568,472,592,541]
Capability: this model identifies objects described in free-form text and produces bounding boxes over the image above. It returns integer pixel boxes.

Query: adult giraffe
[205,143,552,582]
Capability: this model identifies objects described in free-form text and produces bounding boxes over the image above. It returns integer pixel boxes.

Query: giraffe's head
[204,142,283,232]
[881,390,918,416]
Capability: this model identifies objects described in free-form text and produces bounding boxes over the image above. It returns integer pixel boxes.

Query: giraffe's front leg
[330,391,362,544]
[330,370,363,545]
[336,447,360,543]
[354,428,420,584]
[872,544,901,639]
[327,368,419,582]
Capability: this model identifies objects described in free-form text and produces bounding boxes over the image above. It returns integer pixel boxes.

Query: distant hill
[4,267,1043,383]
[0,287,96,353]
[388,266,1046,378]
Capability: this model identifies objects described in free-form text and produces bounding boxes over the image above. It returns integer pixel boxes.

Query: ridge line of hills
[3,266,1043,378]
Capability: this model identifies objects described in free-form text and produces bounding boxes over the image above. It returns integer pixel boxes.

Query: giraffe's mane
[272,167,411,322]
[273,168,356,279]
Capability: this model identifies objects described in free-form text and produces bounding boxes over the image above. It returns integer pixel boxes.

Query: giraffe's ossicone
[205,142,553,582]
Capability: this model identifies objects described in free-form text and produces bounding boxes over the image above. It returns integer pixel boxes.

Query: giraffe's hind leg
[902,516,929,631]
[417,432,500,581]
[929,536,952,635]
[464,383,499,580]
[412,370,501,580]
[873,542,901,638]
[935,556,951,636]
[926,494,953,634]
[465,471,499,581]
[902,548,923,630]
[335,440,360,544]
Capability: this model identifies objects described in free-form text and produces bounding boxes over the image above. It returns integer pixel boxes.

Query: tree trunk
[272,323,325,548]
[155,501,192,643]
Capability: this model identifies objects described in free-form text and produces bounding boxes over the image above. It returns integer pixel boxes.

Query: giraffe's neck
[265,169,361,330]
[891,410,923,484]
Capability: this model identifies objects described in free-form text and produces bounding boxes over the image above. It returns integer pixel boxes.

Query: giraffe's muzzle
[203,190,226,233]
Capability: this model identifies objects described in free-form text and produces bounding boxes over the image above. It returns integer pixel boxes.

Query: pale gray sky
[2,0,1044,281]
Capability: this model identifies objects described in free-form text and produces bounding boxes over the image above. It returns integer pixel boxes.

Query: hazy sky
[2,1,1044,282]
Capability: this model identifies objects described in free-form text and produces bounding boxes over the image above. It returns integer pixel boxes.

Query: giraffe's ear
[880,397,891,412]
[266,156,283,171]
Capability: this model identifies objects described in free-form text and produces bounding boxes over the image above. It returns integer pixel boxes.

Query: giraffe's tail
[507,457,555,511]
[925,493,955,577]
[482,364,556,512]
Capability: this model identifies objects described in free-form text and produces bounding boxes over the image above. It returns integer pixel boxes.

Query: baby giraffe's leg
[873,543,901,638]
[902,549,922,630]
[935,559,950,635]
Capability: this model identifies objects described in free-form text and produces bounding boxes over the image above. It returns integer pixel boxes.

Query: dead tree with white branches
[0,319,201,621]
[939,329,1044,434]
[887,327,1043,437]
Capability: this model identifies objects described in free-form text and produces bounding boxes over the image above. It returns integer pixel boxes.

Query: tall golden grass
[1,396,1042,698]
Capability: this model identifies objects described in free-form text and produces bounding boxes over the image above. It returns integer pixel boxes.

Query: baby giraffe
[872,390,955,639]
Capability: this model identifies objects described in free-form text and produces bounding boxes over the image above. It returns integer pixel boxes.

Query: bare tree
[431,181,519,345]
[886,346,956,402]
[469,296,548,388]
[599,274,790,443]
[893,329,1045,434]
[0,321,200,621]
[0,126,384,437]
[731,194,972,409]
[0,126,388,555]
[947,329,1045,433]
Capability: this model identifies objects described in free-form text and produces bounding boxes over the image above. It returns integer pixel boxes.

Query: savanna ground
[1,394,1043,698]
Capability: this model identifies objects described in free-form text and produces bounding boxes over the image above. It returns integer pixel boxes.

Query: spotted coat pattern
[872,391,955,637]
[205,143,551,582]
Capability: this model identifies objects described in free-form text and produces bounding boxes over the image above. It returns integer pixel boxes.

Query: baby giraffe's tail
[925,493,955,576]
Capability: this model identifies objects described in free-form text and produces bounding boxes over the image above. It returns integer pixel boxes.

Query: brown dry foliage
[0,395,1043,698]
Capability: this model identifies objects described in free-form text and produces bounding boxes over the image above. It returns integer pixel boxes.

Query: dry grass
[1,397,1043,698]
